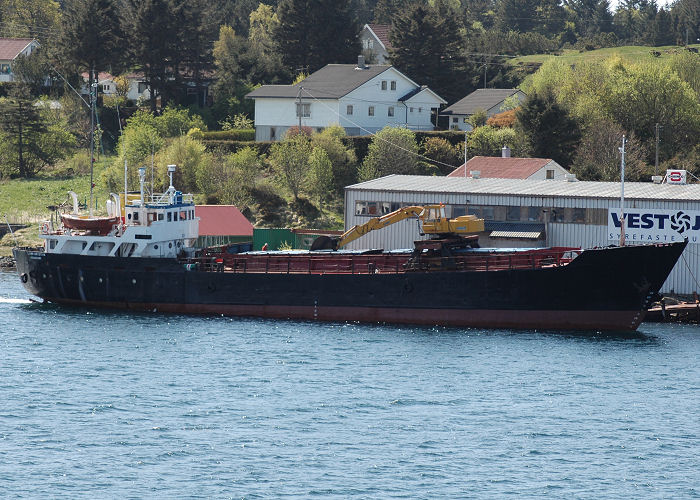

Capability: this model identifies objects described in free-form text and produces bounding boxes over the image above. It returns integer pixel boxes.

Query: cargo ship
[13,170,687,331]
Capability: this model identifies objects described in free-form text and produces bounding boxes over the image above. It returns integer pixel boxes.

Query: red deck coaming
[46,298,644,331]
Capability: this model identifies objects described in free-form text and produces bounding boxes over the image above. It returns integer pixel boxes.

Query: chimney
[357,55,366,69]
[501,145,511,158]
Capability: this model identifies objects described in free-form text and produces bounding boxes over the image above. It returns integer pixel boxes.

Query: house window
[381,81,387,90]
[296,102,310,117]
[418,107,422,113]
[390,81,396,91]
[546,169,554,179]
[368,106,375,116]
[452,117,458,123]
[1,64,10,74]
[346,105,353,115]
[137,82,148,93]
[410,107,414,113]
[102,84,110,92]
[388,106,394,117]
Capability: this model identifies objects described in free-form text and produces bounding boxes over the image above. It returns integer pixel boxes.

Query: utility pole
[464,129,468,177]
[619,135,626,247]
[483,64,487,89]
[655,122,662,176]
[297,86,303,132]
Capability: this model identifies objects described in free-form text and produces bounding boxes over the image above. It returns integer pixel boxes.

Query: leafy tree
[269,133,313,200]
[421,136,463,175]
[11,49,49,96]
[468,109,488,128]
[0,0,61,42]
[307,147,334,207]
[360,126,420,180]
[467,125,525,157]
[102,120,162,192]
[0,84,74,178]
[60,0,125,87]
[389,1,468,103]
[275,0,359,73]
[497,0,565,36]
[155,135,210,193]
[310,125,357,193]
[571,120,649,181]
[516,89,582,167]
[667,51,700,99]
[248,3,288,83]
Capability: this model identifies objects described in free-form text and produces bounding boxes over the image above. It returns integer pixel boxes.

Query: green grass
[0,159,112,224]
[509,43,700,67]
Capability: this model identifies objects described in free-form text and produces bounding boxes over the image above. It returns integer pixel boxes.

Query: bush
[202,140,274,157]
[201,129,255,141]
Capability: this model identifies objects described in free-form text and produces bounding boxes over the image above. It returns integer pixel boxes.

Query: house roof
[0,38,36,61]
[442,89,522,115]
[366,24,393,50]
[448,156,556,178]
[246,64,392,99]
[195,205,253,236]
[398,86,447,104]
[81,71,115,82]
[347,174,700,202]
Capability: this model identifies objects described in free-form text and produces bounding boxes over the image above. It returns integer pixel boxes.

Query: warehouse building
[344,174,700,294]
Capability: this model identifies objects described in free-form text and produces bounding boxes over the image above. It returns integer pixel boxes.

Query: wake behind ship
[13,168,687,331]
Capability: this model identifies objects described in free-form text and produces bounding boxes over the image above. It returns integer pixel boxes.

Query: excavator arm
[310,204,484,251]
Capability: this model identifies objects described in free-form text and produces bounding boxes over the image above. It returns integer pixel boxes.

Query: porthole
[98,278,103,283]
[154,244,159,250]
[169,242,173,249]
[177,241,181,247]
[132,278,137,284]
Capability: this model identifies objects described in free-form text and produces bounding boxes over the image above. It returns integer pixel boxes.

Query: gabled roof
[195,205,253,236]
[0,38,36,61]
[448,156,557,179]
[399,86,447,104]
[246,64,392,100]
[366,24,393,50]
[443,89,522,115]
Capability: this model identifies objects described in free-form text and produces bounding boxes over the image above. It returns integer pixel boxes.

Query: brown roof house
[359,24,393,64]
[448,148,570,181]
[0,38,39,83]
[443,88,526,131]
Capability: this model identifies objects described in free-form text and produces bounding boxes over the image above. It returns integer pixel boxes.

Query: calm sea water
[0,270,698,498]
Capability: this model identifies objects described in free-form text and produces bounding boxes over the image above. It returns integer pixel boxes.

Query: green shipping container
[253,228,295,250]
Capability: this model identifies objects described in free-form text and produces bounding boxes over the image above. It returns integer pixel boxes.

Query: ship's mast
[89,68,96,216]
[619,135,626,247]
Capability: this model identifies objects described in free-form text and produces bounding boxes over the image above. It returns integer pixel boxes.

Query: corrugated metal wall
[345,188,700,294]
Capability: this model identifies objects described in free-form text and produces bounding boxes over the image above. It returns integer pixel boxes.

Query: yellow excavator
[311,204,484,251]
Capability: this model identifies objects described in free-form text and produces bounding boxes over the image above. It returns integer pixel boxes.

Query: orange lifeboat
[60,214,119,235]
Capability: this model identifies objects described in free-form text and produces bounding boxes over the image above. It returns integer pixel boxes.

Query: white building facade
[0,38,40,83]
[247,62,446,141]
[345,175,700,294]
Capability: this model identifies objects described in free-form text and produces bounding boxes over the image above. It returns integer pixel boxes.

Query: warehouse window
[506,206,521,221]
[355,201,380,216]
[528,207,542,221]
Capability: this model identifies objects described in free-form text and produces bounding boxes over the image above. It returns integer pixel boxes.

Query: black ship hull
[13,242,686,331]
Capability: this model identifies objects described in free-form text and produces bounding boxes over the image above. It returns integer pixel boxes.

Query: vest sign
[608,208,697,242]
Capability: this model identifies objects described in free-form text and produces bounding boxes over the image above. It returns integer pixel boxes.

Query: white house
[81,71,151,102]
[359,24,392,64]
[442,88,526,131]
[0,38,40,83]
[246,57,446,141]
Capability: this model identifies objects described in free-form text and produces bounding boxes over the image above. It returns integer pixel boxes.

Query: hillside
[509,43,700,68]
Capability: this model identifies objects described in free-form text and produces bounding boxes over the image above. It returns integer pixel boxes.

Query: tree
[11,49,49,96]
[571,120,649,181]
[275,0,359,73]
[0,0,61,42]
[0,84,73,178]
[360,126,420,180]
[60,0,125,88]
[516,89,582,167]
[421,137,462,175]
[389,1,468,103]
[310,125,357,193]
[248,3,288,83]
[269,133,313,200]
[467,125,526,157]
[125,0,179,111]
[307,147,334,207]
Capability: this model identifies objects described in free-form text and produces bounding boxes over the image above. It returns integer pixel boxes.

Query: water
[1,271,698,498]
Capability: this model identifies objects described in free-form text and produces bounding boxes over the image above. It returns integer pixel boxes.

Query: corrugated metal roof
[346,175,700,201]
[485,222,545,232]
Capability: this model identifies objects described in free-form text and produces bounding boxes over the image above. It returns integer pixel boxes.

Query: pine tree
[516,89,582,168]
[0,84,47,178]
[275,0,359,74]
[389,0,468,103]
[60,0,125,87]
